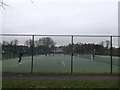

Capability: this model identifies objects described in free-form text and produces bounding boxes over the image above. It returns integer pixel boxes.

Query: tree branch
[0,0,9,10]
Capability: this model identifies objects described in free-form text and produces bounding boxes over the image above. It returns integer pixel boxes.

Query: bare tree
[13,39,18,54]
[37,37,56,56]
[25,39,33,47]
[13,39,18,45]
[99,41,104,47]
[0,0,9,10]
[105,40,110,49]
[2,40,9,45]
[0,0,33,10]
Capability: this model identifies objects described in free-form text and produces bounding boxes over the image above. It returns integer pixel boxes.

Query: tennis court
[1,34,120,74]
[2,54,119,73]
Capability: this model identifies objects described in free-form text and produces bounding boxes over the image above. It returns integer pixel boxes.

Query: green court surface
[2,55,119,73]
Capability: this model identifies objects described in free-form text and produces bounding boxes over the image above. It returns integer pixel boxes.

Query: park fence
[1,34,120,74]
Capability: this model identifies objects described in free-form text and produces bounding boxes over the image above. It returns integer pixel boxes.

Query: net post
[31,35,34,74]
[71,35,74,74]
[110,36,112,74]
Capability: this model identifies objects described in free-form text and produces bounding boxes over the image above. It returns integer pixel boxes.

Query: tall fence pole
[31,35,34,74]
[71,36,74,74]
[110,36,113,74]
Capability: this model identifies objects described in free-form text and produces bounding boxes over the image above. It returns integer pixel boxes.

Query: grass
[2,80,119,88]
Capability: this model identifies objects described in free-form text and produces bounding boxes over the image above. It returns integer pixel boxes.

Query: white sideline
[61,59,65,67]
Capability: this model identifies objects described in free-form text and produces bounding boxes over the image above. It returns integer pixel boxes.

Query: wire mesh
[1,34,119,74]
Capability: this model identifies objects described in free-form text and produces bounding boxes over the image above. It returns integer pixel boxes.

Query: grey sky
[1,0,119,47]
[2,0,118,35]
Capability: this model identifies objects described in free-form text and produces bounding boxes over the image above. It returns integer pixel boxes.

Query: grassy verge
[2,80,119,88]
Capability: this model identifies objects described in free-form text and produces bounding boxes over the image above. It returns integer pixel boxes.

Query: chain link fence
[1,34,120,74]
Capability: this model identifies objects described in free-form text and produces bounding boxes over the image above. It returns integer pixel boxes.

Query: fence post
[31,35,34,74]
[110,36,112,74]
[71,36,74,74]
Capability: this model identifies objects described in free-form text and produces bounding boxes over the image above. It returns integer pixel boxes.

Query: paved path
[2,73,119,81]
[3,76,118,81]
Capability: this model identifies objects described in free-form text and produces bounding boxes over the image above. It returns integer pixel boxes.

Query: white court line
[61,59,65,67]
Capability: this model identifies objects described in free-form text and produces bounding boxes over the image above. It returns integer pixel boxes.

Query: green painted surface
[2,55,119,73]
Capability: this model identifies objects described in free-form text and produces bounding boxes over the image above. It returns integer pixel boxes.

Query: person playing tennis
[18,52,23,64]
[92,49,95,60]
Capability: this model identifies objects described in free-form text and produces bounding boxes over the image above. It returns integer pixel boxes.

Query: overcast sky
[1,0,119,35]
[1,0,119,47]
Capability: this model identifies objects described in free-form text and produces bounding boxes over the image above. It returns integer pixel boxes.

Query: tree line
[2,37,120,59]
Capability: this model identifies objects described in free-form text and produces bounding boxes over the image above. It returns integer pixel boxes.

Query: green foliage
[2,80,118,88]
[2,38,120,60]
